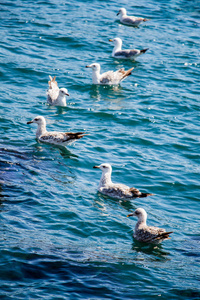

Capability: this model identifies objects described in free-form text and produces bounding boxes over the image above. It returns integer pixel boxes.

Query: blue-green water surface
[0,0,200,299]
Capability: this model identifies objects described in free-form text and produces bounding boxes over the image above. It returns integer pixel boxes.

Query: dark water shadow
[131,239,171,259]
[176,235,200,258]
[31,141,78,159]
[119,199,136,211]
[95,192,136,211]
[170,288,200,300]
[0,185,8,207]
[45,103,75,116]
[0,147,34,203]
[54,106,70,116]
[0,147,32,178]
[58,145,79,159]
[0,147,30,161]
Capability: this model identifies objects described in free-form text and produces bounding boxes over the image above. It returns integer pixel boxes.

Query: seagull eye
[35,118,38,121]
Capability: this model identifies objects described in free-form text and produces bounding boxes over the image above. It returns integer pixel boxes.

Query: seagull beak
[66,92,70,96]
[85,65,91,68]
[27,120,33,124]
[117,12,120,16]
[127,213,134,217]
[109,39,113,42]
[93,165,100,169]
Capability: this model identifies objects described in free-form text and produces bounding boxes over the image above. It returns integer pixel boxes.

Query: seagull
[117,7,150,26]
[93,163,153,200]
[47,75,69,106]
[127,208,173,243]
[86,63,134,85]
[109,38,148,60]
[27,116,86,146]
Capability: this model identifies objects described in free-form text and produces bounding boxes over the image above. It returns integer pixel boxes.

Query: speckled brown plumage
[127,208,173,243]
[93,163,153,200]
[27,116,86,146]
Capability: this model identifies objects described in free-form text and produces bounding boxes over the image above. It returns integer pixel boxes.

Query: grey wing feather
[123,17,136,24]
[100,77,111,84]
[100,71,114,84]
[100,68,133,85]
[123,17,143,25]
[115,50,139,58]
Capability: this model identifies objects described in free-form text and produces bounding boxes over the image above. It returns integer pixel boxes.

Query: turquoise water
[0,0,200,299]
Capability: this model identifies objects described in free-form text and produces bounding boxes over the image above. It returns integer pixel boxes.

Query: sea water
[0,0,199,299]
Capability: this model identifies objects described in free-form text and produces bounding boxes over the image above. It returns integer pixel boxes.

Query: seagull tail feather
[66,132,88,140]
[140,48,149,54]
[48,75,57,88]
[138,192,154,198]
[155,231,174,240]
[143,18,150,22]
[121,67,134,80]
[144,231,173,243]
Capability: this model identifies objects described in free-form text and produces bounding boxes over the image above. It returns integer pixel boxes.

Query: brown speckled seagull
[47,75,69,106]
[127,208,173,243]
[27,116,86,146]
[93,163,153,200]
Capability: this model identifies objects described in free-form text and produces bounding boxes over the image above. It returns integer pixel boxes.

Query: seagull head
[93,163,112,174]
[86,63,101,72]
[109,37,122,47]
[59,88,69,96]
[117,7,126,16]
[27,116,46,125]
[127,208,147,222]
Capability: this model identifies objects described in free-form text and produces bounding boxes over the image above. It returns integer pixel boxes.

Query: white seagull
[27,116,86,146]
[127,208,173,243]
[117,7,150,26]
[109,38,148,60]
[86,63,134,85]
[47,75,69,106]
[93,163,153,200]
